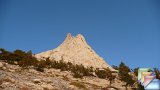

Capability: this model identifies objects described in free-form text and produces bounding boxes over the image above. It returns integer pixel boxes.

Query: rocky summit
[35,33,113,70]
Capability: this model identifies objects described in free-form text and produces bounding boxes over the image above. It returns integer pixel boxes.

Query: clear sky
[0,0,160,68]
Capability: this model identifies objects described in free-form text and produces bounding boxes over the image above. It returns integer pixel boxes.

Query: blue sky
[0,0,160,68]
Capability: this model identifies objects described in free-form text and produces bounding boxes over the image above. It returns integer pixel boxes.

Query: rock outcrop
[35,33,113,70]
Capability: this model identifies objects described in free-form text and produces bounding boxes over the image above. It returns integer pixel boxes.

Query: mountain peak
[35,33,114,70]
[66,33,85,41]
[76,34,86,42]
[66,33,72,39]
[76,34,84,38]
[65,33,73,41]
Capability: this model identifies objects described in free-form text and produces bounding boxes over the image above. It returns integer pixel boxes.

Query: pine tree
[118,62,135,90]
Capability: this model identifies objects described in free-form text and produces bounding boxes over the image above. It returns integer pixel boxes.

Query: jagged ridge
[35,33,114,70]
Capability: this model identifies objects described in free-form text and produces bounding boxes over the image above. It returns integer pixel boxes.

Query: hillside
[0,61,128,90]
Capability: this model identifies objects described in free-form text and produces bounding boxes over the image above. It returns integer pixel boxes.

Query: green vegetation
[105,68,116,86]
[118,62,135,90]
[71,64,93,78]
[95,69,107,79]
[95,68,116,87]
[0,48,38,66]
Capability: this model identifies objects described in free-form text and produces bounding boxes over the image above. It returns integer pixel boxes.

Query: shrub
[0,48,11,61]
[67,62,74,70]
[95,69,107,79]
[59,60,68,71]
[71,64,93,78]
[18,57,38,68]
[13,49,26,61]
[0,49,39,67]
[71,64,84,78]
[34,60,51,72]
[45,57,52,68]
[50,60,68,71]
[105,68,116,86]
[35,63,45,72]
[72,71,83,78]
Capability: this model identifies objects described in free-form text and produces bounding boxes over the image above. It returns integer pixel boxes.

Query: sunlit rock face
[35,33,114,70]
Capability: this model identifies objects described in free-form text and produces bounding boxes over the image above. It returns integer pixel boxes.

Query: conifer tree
[118,62,135,90]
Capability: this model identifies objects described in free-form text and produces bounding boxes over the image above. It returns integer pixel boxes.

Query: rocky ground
[0,61,134,90]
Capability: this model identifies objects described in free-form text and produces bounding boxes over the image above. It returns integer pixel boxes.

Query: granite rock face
[35,33,113,70]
